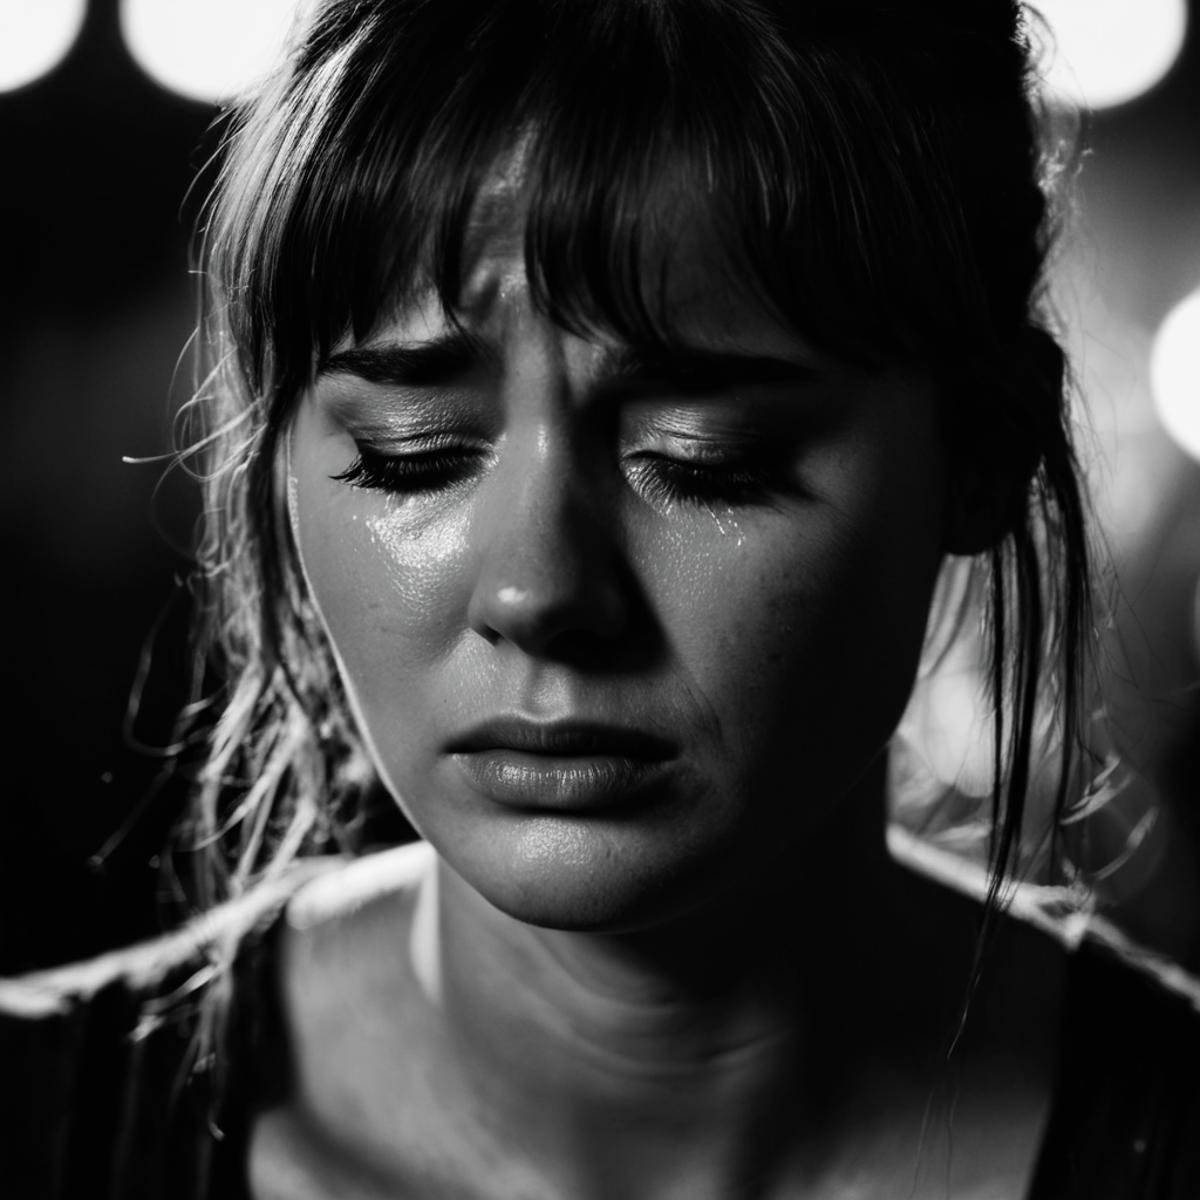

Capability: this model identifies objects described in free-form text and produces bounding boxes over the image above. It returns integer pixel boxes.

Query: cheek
[300,506,468,660]
[288,418,474,764]
[644,475,944,793]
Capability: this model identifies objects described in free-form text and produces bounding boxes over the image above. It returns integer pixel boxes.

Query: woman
[4,0,1199,1196]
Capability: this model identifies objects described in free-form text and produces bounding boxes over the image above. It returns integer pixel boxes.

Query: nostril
[468,561,631,656]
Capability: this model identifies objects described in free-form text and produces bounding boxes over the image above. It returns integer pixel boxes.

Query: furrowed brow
[320,329,497,386]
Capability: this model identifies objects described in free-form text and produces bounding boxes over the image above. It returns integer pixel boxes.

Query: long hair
[178,0,1092,1040]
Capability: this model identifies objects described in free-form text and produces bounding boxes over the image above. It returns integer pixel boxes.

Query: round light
[1036,0,1188,109]
[120,0,298,104]
[0,0,87,93]
[1150,288,1200,463]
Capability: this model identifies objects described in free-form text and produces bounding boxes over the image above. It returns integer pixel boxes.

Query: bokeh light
[0,0,87,93]
[119,0,298,104]
[1037,0,1188,109]
[1150,288,1200,463]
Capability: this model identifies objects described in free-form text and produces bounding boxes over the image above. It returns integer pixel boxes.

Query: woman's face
[289,213,950,931]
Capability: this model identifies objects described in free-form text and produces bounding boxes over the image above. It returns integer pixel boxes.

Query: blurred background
[0,0,1197,973]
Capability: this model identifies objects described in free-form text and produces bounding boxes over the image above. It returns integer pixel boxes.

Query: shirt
[3,857,1199,1199]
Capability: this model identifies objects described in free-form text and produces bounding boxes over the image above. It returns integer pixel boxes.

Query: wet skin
[269,228,1070,1199]
[288,230,950,935]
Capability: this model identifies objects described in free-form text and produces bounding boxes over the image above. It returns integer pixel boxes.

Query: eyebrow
[596,345,822,396]
[318,330,820,396]
[319,328,498,386]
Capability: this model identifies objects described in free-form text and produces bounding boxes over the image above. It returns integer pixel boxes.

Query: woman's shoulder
[282,838,432,938]
[891,822,1200,1195]
[246,842,439,1197]
[0,857,342,1020]
[0,854,346,1200]
[1031,940,1200,1198]
[0,841,429,1047]
[270,840,435,1054]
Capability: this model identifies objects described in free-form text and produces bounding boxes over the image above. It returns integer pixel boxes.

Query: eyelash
[332,446,778,506]
[624,453,775,506]
[332,447,483,493]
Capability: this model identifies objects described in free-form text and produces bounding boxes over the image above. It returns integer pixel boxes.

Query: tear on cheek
[363,509,475,612]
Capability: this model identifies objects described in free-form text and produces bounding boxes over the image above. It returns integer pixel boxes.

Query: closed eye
[623,451,779,506]
[332,445,487,494]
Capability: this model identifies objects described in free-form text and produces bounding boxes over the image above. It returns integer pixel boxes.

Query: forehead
[430,165,796,354]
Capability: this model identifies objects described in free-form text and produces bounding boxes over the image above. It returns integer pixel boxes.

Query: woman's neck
[265,764,1059,1198]
[414,766,911,1194]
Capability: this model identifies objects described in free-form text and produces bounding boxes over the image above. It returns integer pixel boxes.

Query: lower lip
[450,751,671,812]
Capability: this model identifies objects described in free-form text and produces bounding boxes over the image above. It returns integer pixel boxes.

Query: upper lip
[446,717,675,760]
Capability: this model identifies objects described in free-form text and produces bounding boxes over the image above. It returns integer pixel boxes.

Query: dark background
[0,0,215,969]
[1,0,1198,973]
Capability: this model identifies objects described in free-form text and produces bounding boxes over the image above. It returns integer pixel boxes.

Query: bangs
[210,0,1010,397]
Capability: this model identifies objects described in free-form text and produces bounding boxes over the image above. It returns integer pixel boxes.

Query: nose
[466,436,633,659]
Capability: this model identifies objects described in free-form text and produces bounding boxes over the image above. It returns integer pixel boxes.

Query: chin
[435,808,764,934]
